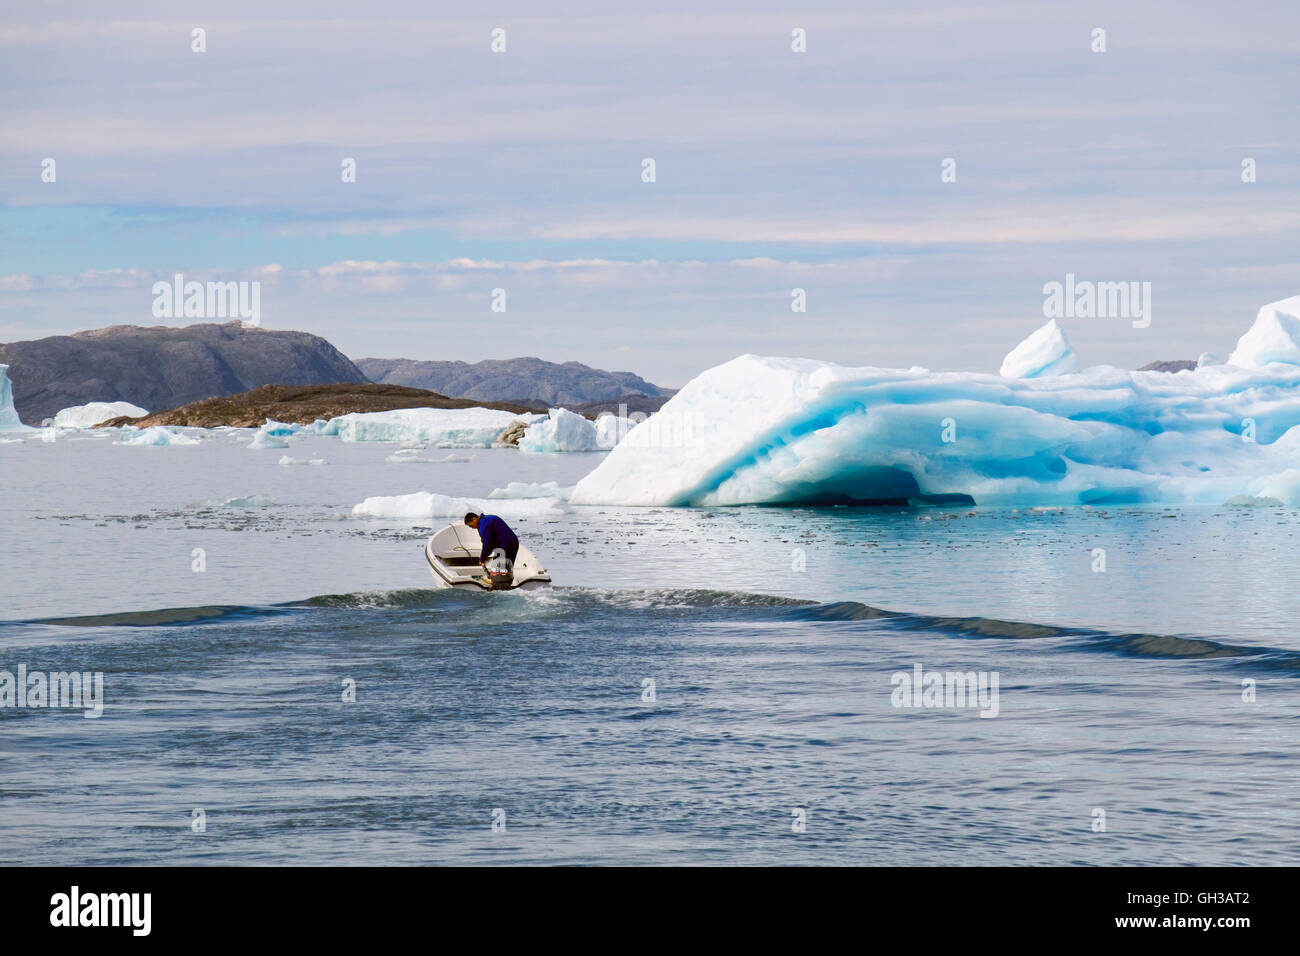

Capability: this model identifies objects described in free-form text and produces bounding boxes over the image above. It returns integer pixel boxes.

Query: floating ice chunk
[257,417,338,437]
[570,349,1300,509]
[999,320,1078,378]
[202,493,276,508]
[0,364,29,431]
[52,401,148,428]
[248,429,289,449]
[518,408,601,453]
[116,425,200,446]
[351,491,569,521]
[295,419,338,436]
[489,480,575,501]
[384,448,476,463]
[1197,352,1224,368]
[278,455,328,466]
[594,413,638,450]
[332,407,539,446]
[1224,493,1286,507]
[259,418,299,436]
[1227,295,1300,367]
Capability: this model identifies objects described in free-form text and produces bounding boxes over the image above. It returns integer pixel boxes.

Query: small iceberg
[53,401,148,428]
[202,493,277,508]
[594,413,638,450]
[257,417,338,437]
[516,408,634,453]
[116,426,200,446]
[519,408,601,453]
[259,418,299,437]
[999,320,1077,378]
[248,429,290,450]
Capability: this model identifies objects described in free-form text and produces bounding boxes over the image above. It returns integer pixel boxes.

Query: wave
[25,604,293,628]
[780,601,1293,665]
[11,587,1298,670]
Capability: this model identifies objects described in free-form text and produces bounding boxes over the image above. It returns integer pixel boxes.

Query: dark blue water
[3,437,1298,864]
[3,585,1296,866]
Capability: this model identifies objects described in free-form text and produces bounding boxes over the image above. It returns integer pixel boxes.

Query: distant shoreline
[94,382,669,429]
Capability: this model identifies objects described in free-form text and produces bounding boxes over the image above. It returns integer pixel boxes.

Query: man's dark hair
[463,513,479,525]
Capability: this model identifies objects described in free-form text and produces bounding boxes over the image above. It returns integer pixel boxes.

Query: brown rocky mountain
[98,383,541,429]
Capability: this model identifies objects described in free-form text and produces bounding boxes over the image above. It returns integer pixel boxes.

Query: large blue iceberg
[572,300,1300,508]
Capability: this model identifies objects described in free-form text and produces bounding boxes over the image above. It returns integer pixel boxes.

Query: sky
[1,0,1298,388]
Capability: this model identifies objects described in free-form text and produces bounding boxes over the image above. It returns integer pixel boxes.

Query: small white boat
[424,522,552,591]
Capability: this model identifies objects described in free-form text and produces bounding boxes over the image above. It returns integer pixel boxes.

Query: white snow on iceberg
[0,364,28,431]
[52,401,148,428]
[1227,295,1300,368]
[351,491,569,521]
[570,352,1300,508]
[999,320,1077,378]
[332,408,540,446]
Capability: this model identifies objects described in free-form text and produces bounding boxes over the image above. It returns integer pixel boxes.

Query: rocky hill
[357,356,672,406]
[0,322,368,425]
[98,383,540,429]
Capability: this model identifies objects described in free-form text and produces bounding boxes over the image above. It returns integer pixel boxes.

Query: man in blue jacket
[464,512,519,566]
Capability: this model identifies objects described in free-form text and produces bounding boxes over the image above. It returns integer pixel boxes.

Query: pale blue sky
[2,0,1298,385]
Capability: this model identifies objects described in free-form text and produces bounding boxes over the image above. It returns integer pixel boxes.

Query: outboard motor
[484,548,515,590]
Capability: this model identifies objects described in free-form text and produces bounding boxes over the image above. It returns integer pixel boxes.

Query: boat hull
[424,524,552,590]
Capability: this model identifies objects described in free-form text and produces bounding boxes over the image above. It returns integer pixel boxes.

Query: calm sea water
[1,429,1297,865]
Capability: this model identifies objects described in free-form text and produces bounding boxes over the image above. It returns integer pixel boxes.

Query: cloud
[3,0,1299,382]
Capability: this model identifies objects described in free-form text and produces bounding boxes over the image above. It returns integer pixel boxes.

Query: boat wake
[9,586,1297,671]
